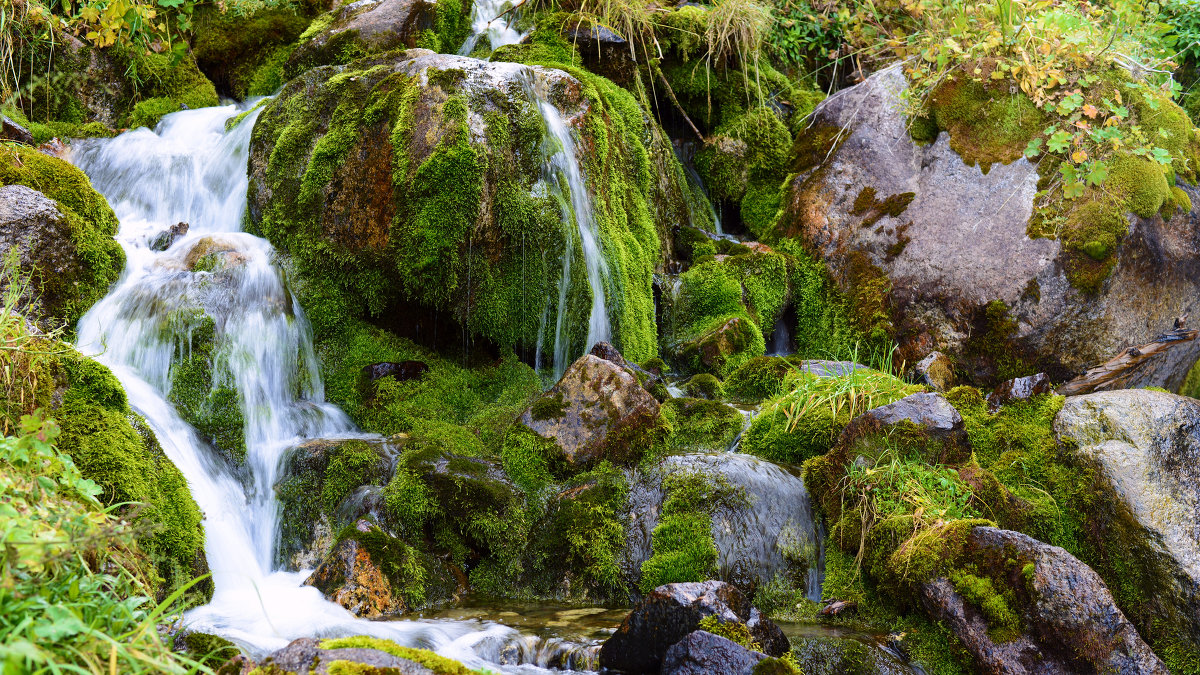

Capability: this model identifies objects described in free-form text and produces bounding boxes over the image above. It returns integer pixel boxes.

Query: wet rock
[661,630,767,675]
[746,607,789,656]
[778,64,1200,389]
[679,316,760,376]
[304,525,407,618]
[563,19,635,85]
[914,351,955,392]
[1,116,33,144]
[183,236,248,272]
[798,360,865,378]
[274,437,395,570]
[625,453,822,595]
[0,182,122,329]
[1054,390,1200,657]
[599,581,788,672]
[519,354,663,468]
[149,221,189,251]
[836,392,971,465]
[285,0,441,77]
[919,526,1167,675]
[255,637,438,674]
[985,372,1051,412]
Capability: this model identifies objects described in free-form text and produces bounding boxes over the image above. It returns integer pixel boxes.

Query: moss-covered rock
[164,308,247,466]
[249,51,693,362]
[0,145,123,329]
[515,353,666,469]
[778,65,1200,389]
[661,397,744,453]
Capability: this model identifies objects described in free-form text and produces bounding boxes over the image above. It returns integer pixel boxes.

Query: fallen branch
[1056,317,1197,396]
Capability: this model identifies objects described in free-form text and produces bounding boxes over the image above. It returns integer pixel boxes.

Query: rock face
[518,354,663,468]
[986,372,1051,411]
[661,630,766,675]
[1054,390,1200,655]
[249,50,691,360]
[920,526,1167,675]
[625,453,822,595]
[779,64,1200,388]
[0,182,122,328]
[254,638,441,674]
[1,116,33,144]
[598,581,786,673]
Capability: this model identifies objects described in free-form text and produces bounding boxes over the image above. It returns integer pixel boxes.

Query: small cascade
[458,0,525,56]
[523,70,611,376]
[67,105,588,671]
[675,143,723,235]
[769,316,792,356]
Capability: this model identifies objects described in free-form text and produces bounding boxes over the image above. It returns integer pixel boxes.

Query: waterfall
[458,0,525,56]
[67,104,578,670]
[522,70,612,376]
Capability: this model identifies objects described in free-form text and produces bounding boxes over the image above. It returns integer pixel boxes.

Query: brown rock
[304,531,406,618]
[518,353,663,467]
[915,351,955,392]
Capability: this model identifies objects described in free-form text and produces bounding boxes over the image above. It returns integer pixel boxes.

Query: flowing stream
[458,0,525,56]
[69,104,590,671]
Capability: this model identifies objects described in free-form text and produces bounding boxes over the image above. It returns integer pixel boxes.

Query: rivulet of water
[458,0,525,56]
[69,104,592,671]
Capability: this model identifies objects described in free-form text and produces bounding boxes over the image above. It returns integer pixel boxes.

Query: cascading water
[458,0,525,56]
[68,105,590,671]
[522,71,612,376]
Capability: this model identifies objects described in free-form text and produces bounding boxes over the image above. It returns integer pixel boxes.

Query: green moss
[530,391,568,421]
[319,636,485,674]
[0,143,124,327]
[698,615,760,650]
[683,373,722,399]
[192,4,313,99]
[113,47,218,128]
[661,397,744,452]
[500,424,561,494]
[924,75,1046,171]
[724,355,796,402]
[850,186,915,226]
[696,106,793,239]
[949,570,1021,642]
[322,440,387,511]
[179,632,240,668]
[639,470,745,592]
[165,311,247,465]
[51,353,205,597]
[960,300,1035,383]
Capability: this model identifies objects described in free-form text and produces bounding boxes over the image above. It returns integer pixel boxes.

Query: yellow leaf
[1071,149,1088,162]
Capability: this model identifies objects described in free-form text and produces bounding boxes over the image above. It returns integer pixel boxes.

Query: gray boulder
[1054,390,1200,659]
[920,526,1167,675]
[835,392,971,466]
[255,637,438,674]
[778,64,1200,389]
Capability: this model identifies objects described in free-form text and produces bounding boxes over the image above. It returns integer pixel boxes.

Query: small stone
[149,221,189,251]
[915,351,955,392]
[1,115,33,145]
[986,372,1051,411]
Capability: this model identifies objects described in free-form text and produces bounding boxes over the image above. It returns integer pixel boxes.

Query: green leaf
[1059,163,1079,183]
[1085,161,1109,186]
[1063,181,1085,199]
[1152,147,1173,165]
[1048,131,1073,153]
[1024,138,1044,158]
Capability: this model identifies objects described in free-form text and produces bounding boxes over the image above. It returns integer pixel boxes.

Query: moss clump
[949,570,1021,642]
[639,470,746,592]
[741,368,921,465]
[699,615,760,650]
[724,356,797,402]
[661,397,744,453]
[530,391,568,421]
[322,440,388,511]
[0,143,124,328]
[319,636,485,674]
[165,310,247,465]
[112,47,219,129]
[849,186,915,227]
[921,75,1047,172]
[683,373,722,400]
[696,106,793,238]
[48,352,205,599]
[178,632,240,668]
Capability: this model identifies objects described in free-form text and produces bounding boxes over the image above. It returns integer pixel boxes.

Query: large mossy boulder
[778,65,1200,388]
[918,526,1166,674]
[1054,389,1200,663]
[0,146,124,329]
[515,353,665,469]
[248,50,694,361]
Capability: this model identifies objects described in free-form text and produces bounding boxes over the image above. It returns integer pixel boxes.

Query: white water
[523,72,611,376]
[458,0,525,56]
[69,105,586,671]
